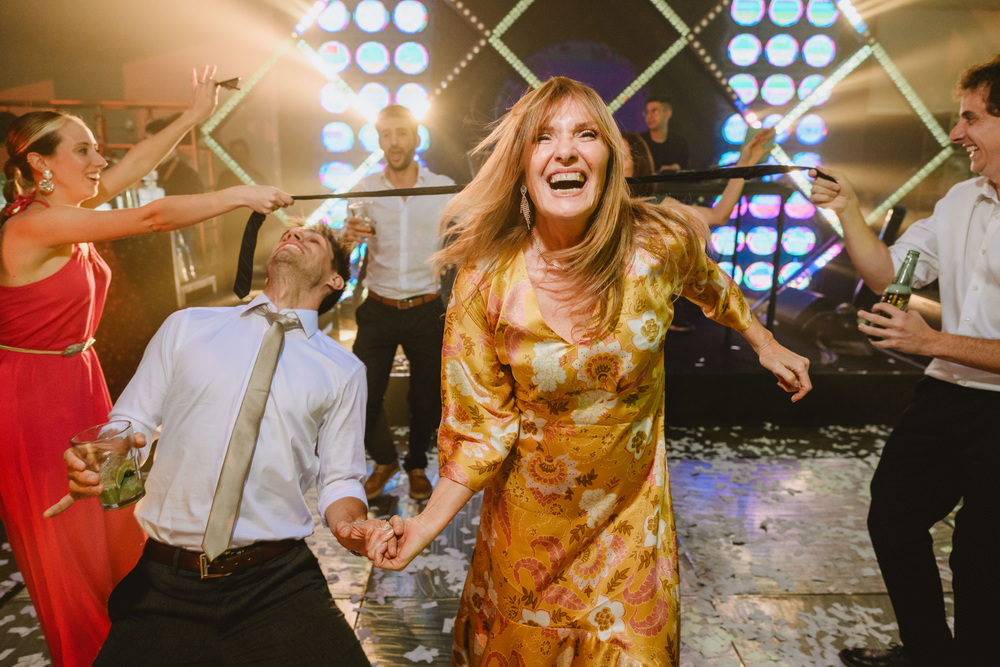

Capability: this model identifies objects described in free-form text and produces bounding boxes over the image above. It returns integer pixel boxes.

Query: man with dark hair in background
[343,105,454,501]
[640,96,690,173]
[813,53,1000,667]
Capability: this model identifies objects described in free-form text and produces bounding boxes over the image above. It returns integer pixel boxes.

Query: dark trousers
[352,297,445,470]
[868,377,1000,666]
[95,542,370,666]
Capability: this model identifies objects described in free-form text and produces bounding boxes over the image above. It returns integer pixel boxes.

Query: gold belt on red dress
[0,337,96,356]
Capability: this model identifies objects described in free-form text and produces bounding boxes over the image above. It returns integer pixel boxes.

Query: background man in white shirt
[56,224,383,665]
[344,105,455,501]
[811,53,1000,667]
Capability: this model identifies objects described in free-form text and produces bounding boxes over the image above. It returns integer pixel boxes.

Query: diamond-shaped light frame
[202,0,956,244]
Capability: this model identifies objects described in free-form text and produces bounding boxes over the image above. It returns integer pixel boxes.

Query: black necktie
[233,211,266,298]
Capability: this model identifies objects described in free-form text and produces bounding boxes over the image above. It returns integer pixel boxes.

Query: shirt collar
[242,293,320,338]
[378,164,429,188]
[973,175,1000,204]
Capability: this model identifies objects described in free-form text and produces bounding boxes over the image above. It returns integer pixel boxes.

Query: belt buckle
[62,338,95,356]
[199,553,232,579]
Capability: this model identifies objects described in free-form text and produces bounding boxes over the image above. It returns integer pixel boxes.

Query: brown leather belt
[143,538,302,579]
[367,291,439,310]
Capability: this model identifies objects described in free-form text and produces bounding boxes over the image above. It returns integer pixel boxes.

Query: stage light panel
[319,83,352,114]
[761,74,796,106]
[806,0,838,27]
[356,41,391,74]
[728,73,759,104]
[318,41,351,73]
[322,121,355,152]
[394,0,428,33]
[356,82,391,118]
[396,83,430,118]
[797,74,830,105]
[768,0,803,27]
[358,123,379,152]
[728,34,762,67]
[710,226,746,255]
[792,151,822,168]
[718,150,740,166]
[318,1,350,32]
[783,193,817,220]
[717,262,744,285]
[319,160,354,190]
[748,195,782,220]
[722,113,749,144]
[764,34,799,67]
[795,114,827,145]
[395,42,429,75]
[355,0,389,33]
[802,34,836,67]
[746,225,779,254]
[781,225,817,255]
[779,262,810,288]
[762,114,790,143]
[730,0,766,26]
[744,262,775,290]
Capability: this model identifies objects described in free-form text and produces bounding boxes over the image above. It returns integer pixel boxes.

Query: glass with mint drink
[71,420,146,510]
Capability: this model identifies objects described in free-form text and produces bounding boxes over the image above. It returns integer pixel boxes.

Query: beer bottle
[867,249,919,341]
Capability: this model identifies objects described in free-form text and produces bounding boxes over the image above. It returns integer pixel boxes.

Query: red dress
[0,243,146,667]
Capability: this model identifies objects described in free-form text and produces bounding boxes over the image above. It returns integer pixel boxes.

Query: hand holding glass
[348,201,376,239]
[70,420,146,510]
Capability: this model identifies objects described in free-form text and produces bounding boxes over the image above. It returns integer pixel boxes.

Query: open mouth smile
[548,172,586,193]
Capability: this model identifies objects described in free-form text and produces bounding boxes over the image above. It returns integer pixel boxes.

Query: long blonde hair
[434,76,702,339]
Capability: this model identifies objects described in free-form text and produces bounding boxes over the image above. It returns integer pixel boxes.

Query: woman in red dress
[0,65,292,667]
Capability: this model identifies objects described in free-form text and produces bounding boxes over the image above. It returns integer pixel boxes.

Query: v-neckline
[517,248,591,346]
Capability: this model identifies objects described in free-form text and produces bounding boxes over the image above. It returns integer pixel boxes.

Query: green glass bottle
[868,249,920,341]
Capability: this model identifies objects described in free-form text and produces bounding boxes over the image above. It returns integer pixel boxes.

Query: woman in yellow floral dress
[368,77,812,666]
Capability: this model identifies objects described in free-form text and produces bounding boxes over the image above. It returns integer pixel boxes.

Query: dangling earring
[38,169,55,194]
[519,184,532,231]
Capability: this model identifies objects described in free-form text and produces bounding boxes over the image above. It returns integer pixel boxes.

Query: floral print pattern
[442,225,753,666]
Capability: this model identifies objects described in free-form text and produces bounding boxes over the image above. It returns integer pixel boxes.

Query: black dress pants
[867,377,1000,666]
[95,542,370,666]
[352,297,445,470]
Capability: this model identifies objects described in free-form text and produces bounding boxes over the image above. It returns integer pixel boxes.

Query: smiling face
[950,86,1000,186]
[269,226,343,292]
[31,118,107,204]
[524,96,611,234]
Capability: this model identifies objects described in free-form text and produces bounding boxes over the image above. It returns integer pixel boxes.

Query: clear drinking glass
[348,201,376,237]
[70,420,146,510]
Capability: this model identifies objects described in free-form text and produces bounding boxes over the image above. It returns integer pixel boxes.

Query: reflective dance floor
[0,421,955,666]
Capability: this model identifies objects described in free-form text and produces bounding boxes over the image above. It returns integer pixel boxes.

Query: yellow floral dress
[439,226,752,666]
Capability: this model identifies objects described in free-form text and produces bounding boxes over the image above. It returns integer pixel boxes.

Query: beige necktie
[202,310,297,561]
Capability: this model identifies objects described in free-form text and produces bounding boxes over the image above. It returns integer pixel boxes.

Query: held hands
[858,302,936,356]
[334,513,434,570]
[43,432,147,518]
[333,517,404,560]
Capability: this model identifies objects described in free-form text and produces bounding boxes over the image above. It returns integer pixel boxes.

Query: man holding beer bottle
[810,54,1000,667]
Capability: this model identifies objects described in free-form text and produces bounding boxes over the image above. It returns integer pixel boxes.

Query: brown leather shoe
[364,462,400,499]
[407,468,433,500]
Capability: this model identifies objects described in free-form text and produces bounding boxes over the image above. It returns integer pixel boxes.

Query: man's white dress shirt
[111,294,368,550]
